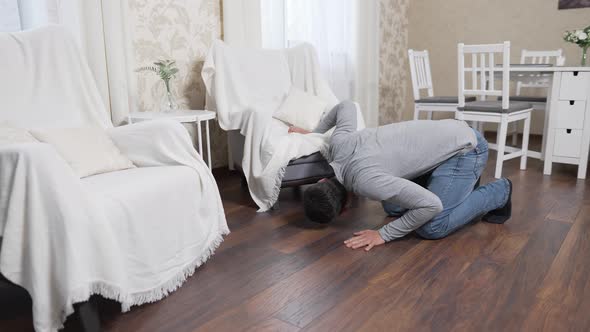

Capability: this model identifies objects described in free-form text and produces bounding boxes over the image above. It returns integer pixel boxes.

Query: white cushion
[30,127,135,178]
[0,122,38,145]
[273,87,328,131]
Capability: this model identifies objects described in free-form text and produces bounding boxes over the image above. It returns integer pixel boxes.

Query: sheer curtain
[1,0,136,125]
[260,0,380,127]
[284,0,355,101]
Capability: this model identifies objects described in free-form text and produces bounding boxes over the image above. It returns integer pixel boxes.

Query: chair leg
[427,111,433,120]
[413,106,420,120]
[495,120,509,179]
[511,121,519,146]
[520,113,531,170]
[74,299,102,332]
[478,122,484,133]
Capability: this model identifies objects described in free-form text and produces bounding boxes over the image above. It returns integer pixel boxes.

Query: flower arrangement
[137,60,180,111]
[563,26,590,66]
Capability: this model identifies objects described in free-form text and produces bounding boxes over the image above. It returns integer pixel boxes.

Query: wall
[379,0,410,125]
[129,0,228,168]
[406,0,590,133]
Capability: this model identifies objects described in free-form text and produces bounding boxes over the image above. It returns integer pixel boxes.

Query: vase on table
[161,80,179,112]
[563,26,590,66]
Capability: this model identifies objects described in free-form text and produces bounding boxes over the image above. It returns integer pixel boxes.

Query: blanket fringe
[258,164,287,212]
[56,230,228,332]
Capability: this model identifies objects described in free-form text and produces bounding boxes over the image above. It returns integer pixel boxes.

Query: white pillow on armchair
[273,86,328,131]
[30,127,135,178]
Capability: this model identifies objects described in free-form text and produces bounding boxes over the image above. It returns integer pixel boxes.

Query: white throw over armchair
[0,26,228,332]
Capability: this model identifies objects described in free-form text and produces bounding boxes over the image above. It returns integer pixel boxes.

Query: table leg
[541,74,555,161]
[543,72,561,176]
[206,120,212,169]
[197,120,203,157]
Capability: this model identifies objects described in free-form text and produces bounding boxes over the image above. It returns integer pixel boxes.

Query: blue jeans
[382,129,510,240]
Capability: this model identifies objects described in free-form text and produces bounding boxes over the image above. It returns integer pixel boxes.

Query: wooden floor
[2,138,590,331]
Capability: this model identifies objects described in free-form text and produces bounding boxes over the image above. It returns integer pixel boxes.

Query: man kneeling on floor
[289,101,512,251]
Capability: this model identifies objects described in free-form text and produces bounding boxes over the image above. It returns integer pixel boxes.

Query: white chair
[508,49,565,146]
[408,49,476,120]
[456,41,532,179]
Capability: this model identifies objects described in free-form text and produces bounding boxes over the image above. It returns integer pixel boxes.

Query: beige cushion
[30,127,135,178]
[273,87,328,131]
[0,122,38,145]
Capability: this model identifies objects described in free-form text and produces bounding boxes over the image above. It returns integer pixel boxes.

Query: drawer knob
[567,129,572,134]
[570,100,575,106]
[573,71,579,76]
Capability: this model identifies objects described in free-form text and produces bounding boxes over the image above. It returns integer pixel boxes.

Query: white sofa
[0,26,228,332]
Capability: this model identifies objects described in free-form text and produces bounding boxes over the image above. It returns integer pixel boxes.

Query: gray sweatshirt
[314,101,477,241]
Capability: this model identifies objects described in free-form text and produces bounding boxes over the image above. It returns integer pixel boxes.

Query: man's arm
[313,101,357,138]
[345,172,443,249]
[377,180,443,242]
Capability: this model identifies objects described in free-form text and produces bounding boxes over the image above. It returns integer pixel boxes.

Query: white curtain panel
[353,0,380,128]
[16,0,137,125]
[222,0,263,48]
[258,0,380,127]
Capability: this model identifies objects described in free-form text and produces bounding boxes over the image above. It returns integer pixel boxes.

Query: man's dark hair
[303,178,348,223]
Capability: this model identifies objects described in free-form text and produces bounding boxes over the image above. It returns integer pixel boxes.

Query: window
[0,0,21,31]
[262,0,356,101]
[0,0,59,32]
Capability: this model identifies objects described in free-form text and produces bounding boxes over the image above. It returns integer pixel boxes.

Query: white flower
[575,30,588,40]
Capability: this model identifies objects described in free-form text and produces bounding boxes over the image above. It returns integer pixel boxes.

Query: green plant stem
[164,79,171,94]
[582,45,588,67]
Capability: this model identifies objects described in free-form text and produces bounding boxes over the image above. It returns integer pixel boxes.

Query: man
[291,101,512,251]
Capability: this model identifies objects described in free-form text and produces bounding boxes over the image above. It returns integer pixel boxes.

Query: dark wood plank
[523,204,590,331]
[244,318,300,332]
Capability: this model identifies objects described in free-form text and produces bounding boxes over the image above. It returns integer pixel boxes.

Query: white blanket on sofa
[0,121,229,332]
[202,40,364,211]
[0,26,229,332]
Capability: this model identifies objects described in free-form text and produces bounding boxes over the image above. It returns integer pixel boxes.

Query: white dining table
[488,65,590,178]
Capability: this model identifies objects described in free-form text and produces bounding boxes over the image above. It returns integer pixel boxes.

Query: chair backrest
[408,49,434,100]
[458,41,511,109]
[520,49,564,65]
[517,49,565,93]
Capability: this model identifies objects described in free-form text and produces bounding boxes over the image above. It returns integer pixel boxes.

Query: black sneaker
[482,178,512,224]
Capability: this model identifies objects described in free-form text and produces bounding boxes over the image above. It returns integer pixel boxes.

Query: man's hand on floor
[344,230,385,251]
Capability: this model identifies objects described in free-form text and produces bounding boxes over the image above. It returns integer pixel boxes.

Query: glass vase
[161,90,179,112]
[582,45,588,67]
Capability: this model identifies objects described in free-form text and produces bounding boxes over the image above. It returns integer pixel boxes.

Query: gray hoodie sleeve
[313,101,357,140]
[353,171,443,242]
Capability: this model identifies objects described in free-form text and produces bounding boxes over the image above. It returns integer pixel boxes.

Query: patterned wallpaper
[128,0,409,168]
[128,0,228,168]
[378,0,410,125]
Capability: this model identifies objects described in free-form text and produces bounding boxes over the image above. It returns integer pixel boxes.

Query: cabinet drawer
[555,100,586,129]
[553,129,583,158]
[559,72,590,101]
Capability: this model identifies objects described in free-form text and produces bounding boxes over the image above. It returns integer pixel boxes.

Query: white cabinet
[553,129,583,158]
[544,70,590,179]
[555,100,586,129]
[559,72,590,100]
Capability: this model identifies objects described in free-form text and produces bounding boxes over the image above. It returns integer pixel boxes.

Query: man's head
[303,178,348,223]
